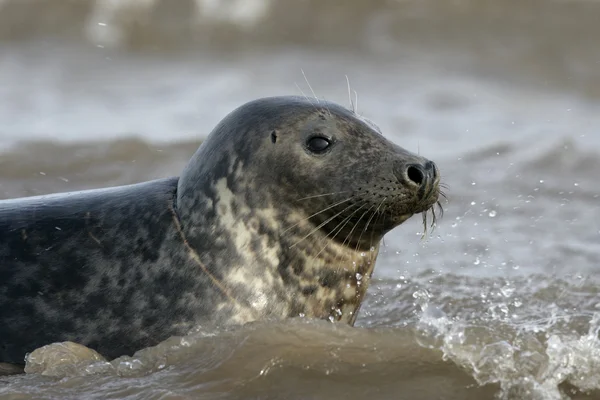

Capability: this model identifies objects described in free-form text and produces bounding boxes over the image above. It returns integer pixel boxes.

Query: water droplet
[118,358,144,372]
[355,273,363,281]
[488,210,497,217]
[412,289,431,310]
[470,201,476,205]
[500,286,515,298]
[474,257,481,265]
[513,299,522,307]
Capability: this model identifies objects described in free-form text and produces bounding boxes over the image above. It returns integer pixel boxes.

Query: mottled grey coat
[0,96,440,364]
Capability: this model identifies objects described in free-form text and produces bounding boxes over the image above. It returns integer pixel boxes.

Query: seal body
[0,96,441,364]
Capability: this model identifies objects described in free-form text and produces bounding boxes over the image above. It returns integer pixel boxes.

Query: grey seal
[0,96,442,364]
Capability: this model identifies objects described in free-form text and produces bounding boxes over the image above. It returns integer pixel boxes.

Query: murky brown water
[1,0,600,399]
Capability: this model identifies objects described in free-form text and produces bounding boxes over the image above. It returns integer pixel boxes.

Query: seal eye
[306,136,331,153]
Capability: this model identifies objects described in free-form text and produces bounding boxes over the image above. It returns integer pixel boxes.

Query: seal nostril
[407,165,425,186]
[425,160,437,179]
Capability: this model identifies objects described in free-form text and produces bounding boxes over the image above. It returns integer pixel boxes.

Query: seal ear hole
[271,131,277,144]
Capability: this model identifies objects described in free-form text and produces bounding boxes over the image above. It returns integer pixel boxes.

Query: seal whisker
[421,212,429,239]
[363,198,386,234]
[282,196,355,234]
[421,203,439,240]
[367,209,386,269]
[300,69,319,104]
[370,204,387,248]
[354,199,386,254]
[313,202,368,259]
[294,82,317,109]
[323,202,368,242]
[432,206,439,226]
[294,82,307,99]
[437,199,445,216]
[288,201,360,249]
[346,204,374,246]
[419,183,447,239]
[345,75,356,113]
[331,203,375,267]
[296,191,350,201]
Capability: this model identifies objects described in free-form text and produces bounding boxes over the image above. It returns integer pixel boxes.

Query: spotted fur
[0,96,440,364]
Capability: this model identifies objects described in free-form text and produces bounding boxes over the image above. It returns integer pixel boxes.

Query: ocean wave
[4,273,600,400]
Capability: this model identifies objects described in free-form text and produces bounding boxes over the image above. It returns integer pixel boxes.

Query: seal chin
[387,213,414,226]
[417,187,442,214]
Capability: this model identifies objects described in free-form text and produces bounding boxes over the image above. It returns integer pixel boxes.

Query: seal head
[176,96,441,325]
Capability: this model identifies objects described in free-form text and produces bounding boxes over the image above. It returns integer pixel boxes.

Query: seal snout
[401,160,438,189]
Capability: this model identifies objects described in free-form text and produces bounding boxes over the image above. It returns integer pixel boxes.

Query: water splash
[411,287,600,399]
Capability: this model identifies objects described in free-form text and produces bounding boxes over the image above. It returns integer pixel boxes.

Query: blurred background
[1,1,600,399]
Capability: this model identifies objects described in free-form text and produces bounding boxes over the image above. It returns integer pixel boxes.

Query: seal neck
[173,148,383,326]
